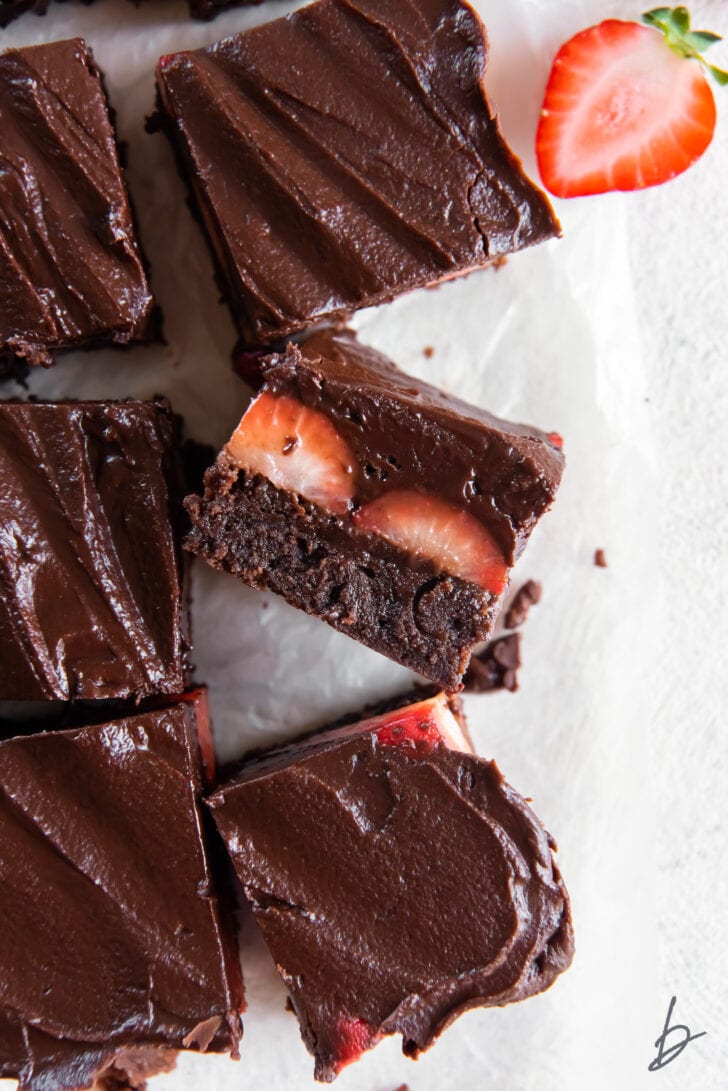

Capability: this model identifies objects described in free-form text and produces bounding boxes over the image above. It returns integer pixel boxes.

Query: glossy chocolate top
[209,694,573,1081]
[0,39,153,368]
[258,329,564,564]
[156,0,560,343]
[0,702,243,1091]
[0,399,188,701]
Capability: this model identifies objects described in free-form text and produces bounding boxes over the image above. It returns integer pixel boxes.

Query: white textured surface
[1,1,726,1090]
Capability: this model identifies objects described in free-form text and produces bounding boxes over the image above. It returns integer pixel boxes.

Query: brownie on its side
[0,39,153,373]
[0,399,189,701]
[0,699,243,1091]
[155,0,560,345]
[208,691,573,1082]
[185,330,564,690]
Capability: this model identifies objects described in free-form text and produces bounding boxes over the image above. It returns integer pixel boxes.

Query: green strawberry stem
[643,6,728,85]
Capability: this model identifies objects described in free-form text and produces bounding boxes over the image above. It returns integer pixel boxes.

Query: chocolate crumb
[464,633,521,693]
[504,579,542,629]
[594,549,608,568]
[492,254,509,270]
[423,345,434,359]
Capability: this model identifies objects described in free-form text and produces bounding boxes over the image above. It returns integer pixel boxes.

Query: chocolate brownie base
[208,692,573,1080]
[0,701,243,1091]
[186,465,495,691]
[155,0,560,345]
[0,40,154,371]
[0,399,189,701]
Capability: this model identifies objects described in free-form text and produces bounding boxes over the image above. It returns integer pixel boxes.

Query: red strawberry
[311,693,471,754]
[354,490,507,596]
[536,6,727,197]
[332,1017,378,1070]
[226,391,356,514]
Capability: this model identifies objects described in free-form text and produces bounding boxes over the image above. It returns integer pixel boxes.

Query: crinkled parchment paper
[1,1,662,1087]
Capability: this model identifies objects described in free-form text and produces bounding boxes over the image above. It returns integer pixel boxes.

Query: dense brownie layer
[0,702,243,1091]
[0,39,153,370]
[186,468,494,691]
[209,692,573,1081]
[0,399,189,701]
[155,0,560,344]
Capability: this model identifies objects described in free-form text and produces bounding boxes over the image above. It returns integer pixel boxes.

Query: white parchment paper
[1,1,664,1088]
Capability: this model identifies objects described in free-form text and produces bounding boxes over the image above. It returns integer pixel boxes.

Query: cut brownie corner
[208,691,573,1081]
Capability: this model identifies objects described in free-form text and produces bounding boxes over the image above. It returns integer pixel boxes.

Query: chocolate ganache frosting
[0,702,243,1091]
[0,400,188,701]
[266,329,564,566]
[0,39,153,370]
[156,0,560,344]
[209,693,573,1081]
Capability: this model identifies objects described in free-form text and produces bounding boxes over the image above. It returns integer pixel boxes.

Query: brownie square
[185,330,564,690]
[0,399,189,701]
[155,0,560,345]
[0,39,153,371]
[0,699,243,1091]
[209,690,573,1081]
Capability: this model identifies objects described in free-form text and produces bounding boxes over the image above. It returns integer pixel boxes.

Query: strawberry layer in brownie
[185,330,564,690]
[154,0,560,345]
[208,690,573,1082]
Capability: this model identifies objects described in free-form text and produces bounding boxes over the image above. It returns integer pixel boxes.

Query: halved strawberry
[301,693,471,755]
[226,391,356,514]
[373,694,469,754]
[537,7,727,197]
[354,490,508,596]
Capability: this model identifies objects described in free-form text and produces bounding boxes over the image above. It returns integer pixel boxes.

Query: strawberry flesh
[332,1017,379,1070]
[226,391,357,515]
[375,707,444,754]
[537,17,718,197]
[355,490,507,596]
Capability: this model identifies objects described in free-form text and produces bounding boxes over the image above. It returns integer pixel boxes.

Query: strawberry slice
[331,1017,379,1072]
[226,391,356,515]
[536,6,727,197]
[354,490,507,596]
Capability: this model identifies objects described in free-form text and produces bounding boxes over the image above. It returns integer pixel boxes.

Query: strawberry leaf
[707,63,728,87]
[642,5,727,85]
[671,6,690,34]
[685,30,722,50]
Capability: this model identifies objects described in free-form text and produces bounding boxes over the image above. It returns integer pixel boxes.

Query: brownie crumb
[423,345,435,359]
[504,579,542,629]
[493,254,509,270]
[594,549,608,568]
[464,633,521,693]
